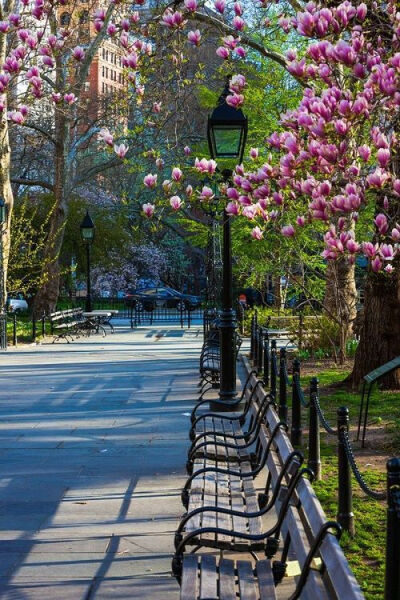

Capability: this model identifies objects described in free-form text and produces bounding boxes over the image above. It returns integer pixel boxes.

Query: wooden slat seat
[185,456,263,551]
[49,308,85,343]
[190,417,250,463]
[181,555,276,600]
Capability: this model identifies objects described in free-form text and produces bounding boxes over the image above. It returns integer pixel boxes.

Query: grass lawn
[294,360,399,599]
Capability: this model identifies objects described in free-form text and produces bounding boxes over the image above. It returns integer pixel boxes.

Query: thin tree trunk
[324,258,357,363]
[32,108,69,317]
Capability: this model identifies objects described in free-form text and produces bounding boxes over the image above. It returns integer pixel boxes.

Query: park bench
[199,332,242,400]
[49,308,87,343]
[173,371,364,600]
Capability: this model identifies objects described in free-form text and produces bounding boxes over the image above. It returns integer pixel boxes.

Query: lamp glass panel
[81,228,94,241]
[212,126,242,158]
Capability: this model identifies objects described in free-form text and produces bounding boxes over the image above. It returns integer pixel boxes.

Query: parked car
[7,294,28,313]
[125,286,201,311]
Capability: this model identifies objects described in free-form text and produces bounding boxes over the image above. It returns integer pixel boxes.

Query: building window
[102,65,104,77]
[102,82,105,93]
[60,12,70,26]
[102,48,105,59]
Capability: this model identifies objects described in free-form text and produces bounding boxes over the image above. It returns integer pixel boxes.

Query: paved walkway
[0,322,206,599]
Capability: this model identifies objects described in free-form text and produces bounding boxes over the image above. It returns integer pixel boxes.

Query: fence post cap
[387,457,400,474]
[337,406,349,417]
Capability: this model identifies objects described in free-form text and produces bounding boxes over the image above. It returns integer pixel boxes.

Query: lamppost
[0,198,7,349]
[80,210,95,312]
[207,79,248,404]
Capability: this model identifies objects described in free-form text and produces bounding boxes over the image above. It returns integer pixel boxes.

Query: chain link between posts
[340,428,387,500]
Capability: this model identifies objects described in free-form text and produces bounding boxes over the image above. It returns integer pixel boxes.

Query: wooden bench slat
[237,560,258,600]
[256,560,276,600]
[181,555,199,600]
[219,559,236,600]
[199,555,218,600]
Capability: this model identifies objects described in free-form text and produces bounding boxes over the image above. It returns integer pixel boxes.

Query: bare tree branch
[11,177,54,191]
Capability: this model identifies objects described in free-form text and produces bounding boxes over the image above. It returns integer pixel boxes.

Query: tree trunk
[0,17,14,306]
[32,108,69,317]
[324,258,357,363]
[349,269,400,389]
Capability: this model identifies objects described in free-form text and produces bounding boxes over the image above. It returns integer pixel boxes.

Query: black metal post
[13,313,16,346]
[291,358,302,447]
[308,377,321,480]
[257,326,263,374]
[263,331,269,387]
[385,457,400,600]
[337,406,355,536]
[270,339,277,399]
[85,243,92,312]
[41,314,45,338]
[250,314,255,361]
[254,324,259,370]
[32,315,36,343]
[279,347,288,422]
[217,210,237,405]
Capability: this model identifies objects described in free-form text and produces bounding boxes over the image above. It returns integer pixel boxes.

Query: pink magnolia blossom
[226,93,244,109]
[377,148,391,168]
[161,10,185,28]
[227,187,239,201]
[214,0,225,13]
[385,264,394,273]
[199,186,215,202]
[72,46,85,61]
[391,226,400,241]
[249,147,259,160]
[172,167,183,182]
[142,203,155,218]
[296,216,306,226]
[358,144,371,161]
[194,157,217,174]
[8,110,24,124]
[216,46,229,60]
[251,226,263,240]
[366,168,390,188]
[234,2,243,16]
[281,224,295,237]
[371,255,383,272]
[100,128,113,146]
[153,102,161,113]
[64,93,77,105]
[229,74,246,93]
[114,143,129,159]
[226,202,240,215]
[393,180,400,196]
[380,244,395,261]
[375,213,388,235]
[143,173,157,188]
[232,16,245,31]
[170,195,183,210]
[184,146,191,156]
[234,47,247,58]
[188,30,201,46]
[242,205,257,219]
[186,185,193,196]
[184,0,197,11]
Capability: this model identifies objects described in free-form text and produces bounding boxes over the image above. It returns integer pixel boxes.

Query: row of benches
[173,370,364,599]
[48,308,114,342]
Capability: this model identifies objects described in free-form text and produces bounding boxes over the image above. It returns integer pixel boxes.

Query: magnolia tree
[138,0,400,384]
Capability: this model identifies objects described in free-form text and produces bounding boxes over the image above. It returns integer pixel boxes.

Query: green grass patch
[292,364,395,599]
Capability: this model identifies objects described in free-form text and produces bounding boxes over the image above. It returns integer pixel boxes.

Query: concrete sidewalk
[0,323,206,599]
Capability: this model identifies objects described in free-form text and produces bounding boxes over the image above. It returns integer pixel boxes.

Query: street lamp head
[207,78,248,163]
[0,198,6,226]
[80,210,95,243]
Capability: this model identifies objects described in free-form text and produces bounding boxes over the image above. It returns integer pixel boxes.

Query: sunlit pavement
[0,322,208,599]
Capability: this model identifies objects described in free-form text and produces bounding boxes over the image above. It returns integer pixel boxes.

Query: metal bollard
[257,327,264,374]
[263,332,269,387]
[32,316,36,343]
[250,314,255,361]
[13,313,17,346]
[279,347,288,422]
[385,457,400,600]
[270,339,277,399]
[307,377,321,480]
[337,406,355,536]
[41,314,45,338]
[291,358,302,447]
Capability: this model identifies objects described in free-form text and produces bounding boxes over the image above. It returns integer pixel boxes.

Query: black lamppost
[207,79,248,404]
[80,210,94,312]
[0,198,7,349]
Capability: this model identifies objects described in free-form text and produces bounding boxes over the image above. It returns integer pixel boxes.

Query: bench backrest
[245,372,364,600]
[49,308,83,322]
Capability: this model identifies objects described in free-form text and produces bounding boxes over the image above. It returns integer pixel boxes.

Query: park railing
[248,321,400,599]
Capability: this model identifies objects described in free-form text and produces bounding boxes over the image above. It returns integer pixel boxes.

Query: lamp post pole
[85,242,92,312]
[207,79,247,407]
[80,210,95,313]
[217,208,237,404]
